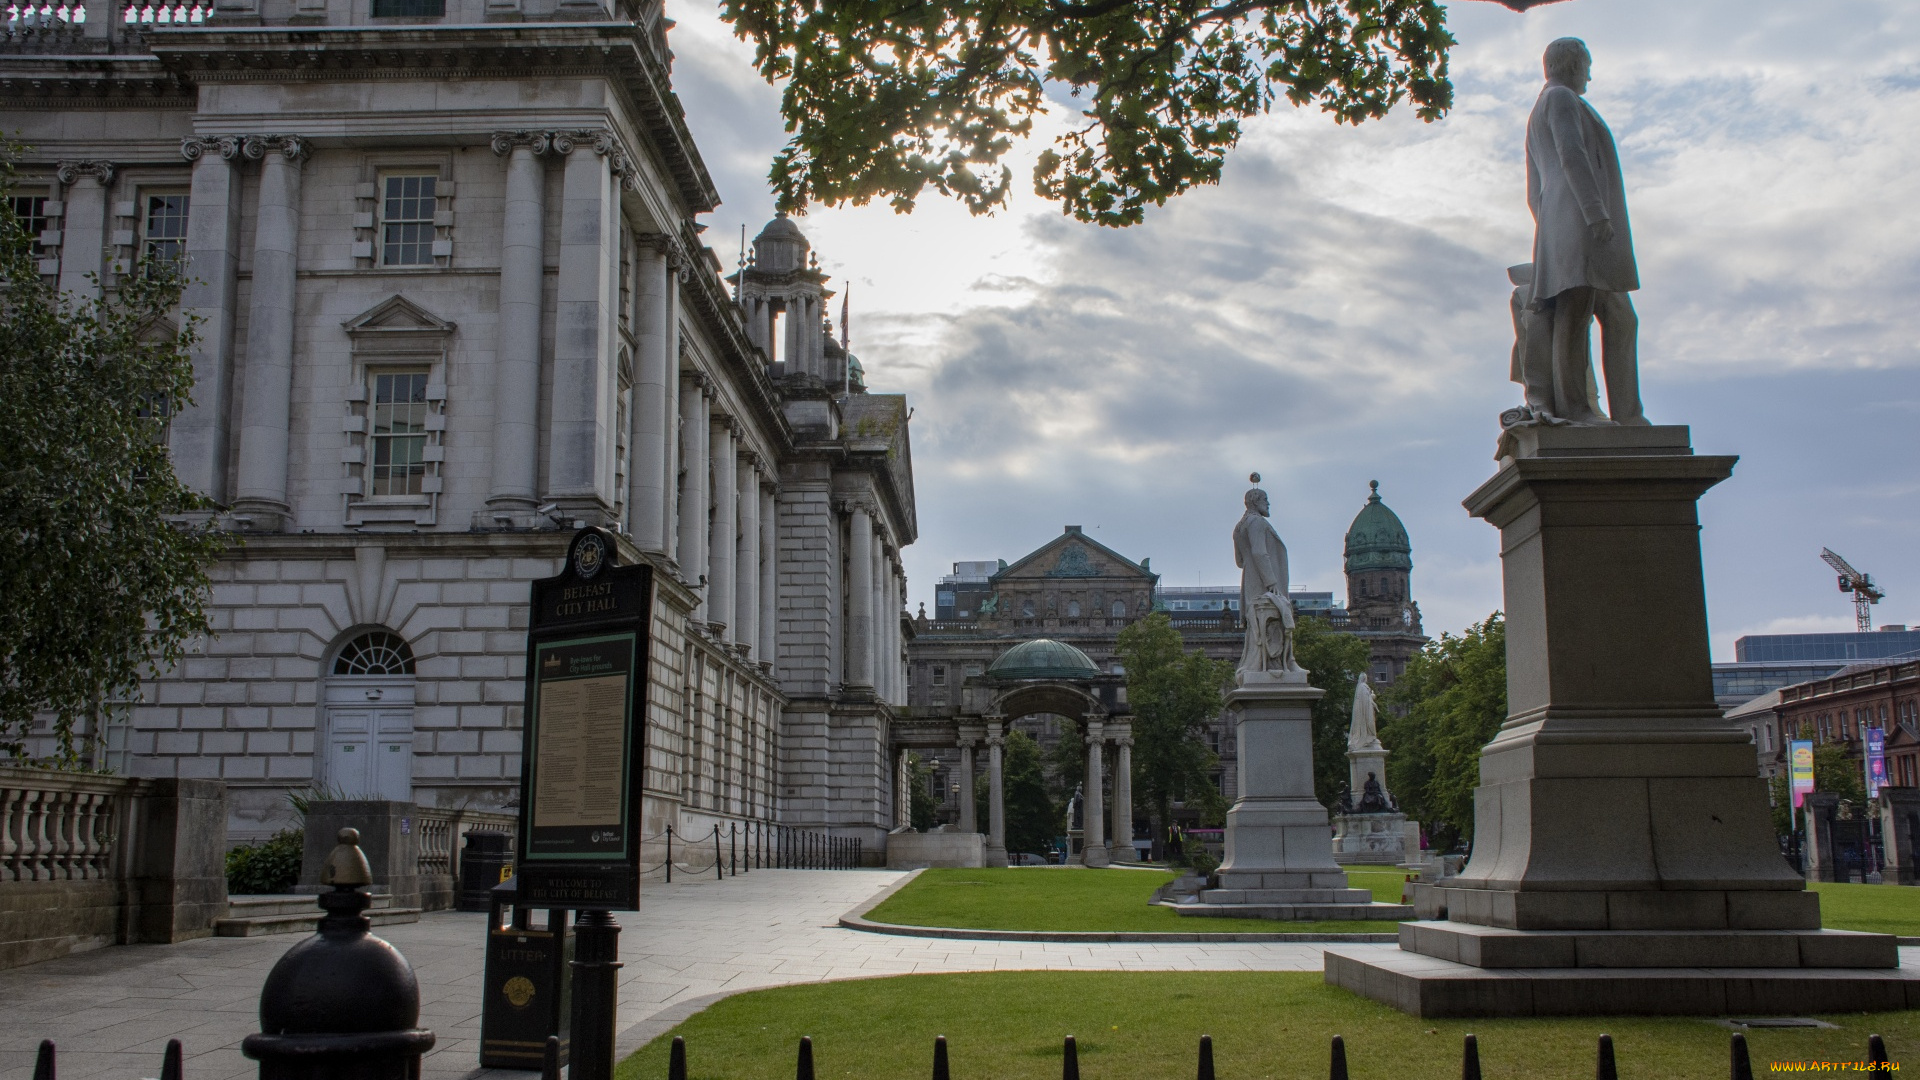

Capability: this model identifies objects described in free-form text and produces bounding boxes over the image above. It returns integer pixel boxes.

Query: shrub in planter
[225,828,303,894]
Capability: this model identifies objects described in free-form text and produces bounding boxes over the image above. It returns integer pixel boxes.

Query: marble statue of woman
[1348,672,1382,753]
[1233,474,1304,684]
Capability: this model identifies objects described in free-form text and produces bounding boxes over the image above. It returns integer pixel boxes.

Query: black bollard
[1063,1035,1080,1080]
[934,1035,950,1080]
[241,829,436,1079]
[568,910,625,1080]
[32,1040,52,1080]
[734,823,741,874]
[1595,1034,1616,1080]
[666,824,674,883]
[1729,1033,1753,1080]
[1329,1035,1349,1080]
[1461,1034,1481,1080]
[161,1039,184,1080]
[668,1036,687,1080]
[797,1036,816,1080]
[543,1035,562,1080]
[1197,1034,1214,1080]
[1869,1034,1889,1067]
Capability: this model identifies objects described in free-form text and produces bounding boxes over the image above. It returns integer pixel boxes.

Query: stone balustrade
[413,804,515,910]
[0,768,228,970]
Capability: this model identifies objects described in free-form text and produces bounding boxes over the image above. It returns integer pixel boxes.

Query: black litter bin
[479,878,573,1070]
[459,831,515,912]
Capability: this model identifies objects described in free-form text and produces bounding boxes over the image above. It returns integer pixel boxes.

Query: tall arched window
[333,631,416,675]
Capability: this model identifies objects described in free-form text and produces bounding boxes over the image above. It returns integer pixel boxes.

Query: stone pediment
[343,295,455,356]
[995,527,1155,584]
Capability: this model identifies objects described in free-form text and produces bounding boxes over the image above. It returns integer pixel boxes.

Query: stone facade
[4,2,914,856]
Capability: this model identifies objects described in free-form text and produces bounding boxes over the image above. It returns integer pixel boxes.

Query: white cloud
[665,0,1920,659]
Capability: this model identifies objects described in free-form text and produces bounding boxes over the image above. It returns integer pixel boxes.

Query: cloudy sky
[664,0,1920,660]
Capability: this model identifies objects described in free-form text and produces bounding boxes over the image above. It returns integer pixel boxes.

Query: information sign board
[516,528,652,910]
[1866,727,1887,800]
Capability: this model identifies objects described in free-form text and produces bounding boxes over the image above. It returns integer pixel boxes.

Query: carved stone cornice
[489,130,552,156]
[55,159,112,186]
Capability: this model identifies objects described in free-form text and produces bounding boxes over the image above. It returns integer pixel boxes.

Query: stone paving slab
[0,870,1337,1080]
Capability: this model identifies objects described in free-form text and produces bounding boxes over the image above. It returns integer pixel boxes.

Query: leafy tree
[977,729,1061,858]
[0,149,223,765]
[1380,613,1506,849]
[1292,614,1372,811]
[908,752,940,831]
[720,0,1458,226]
[1118,613,1230,857]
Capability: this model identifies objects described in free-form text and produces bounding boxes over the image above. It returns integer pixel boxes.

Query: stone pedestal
[1177,680,1410,921]
[1324,426,1914,1015]
[1333,811,1419,866]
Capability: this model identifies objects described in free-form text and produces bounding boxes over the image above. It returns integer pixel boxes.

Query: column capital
[1083,719,1105,741]
[550,128,640,191]
[956,736,977,750]
[490,130,553,156]
[180,137,241,163]
[55,159,112,185]
[234,135,308,164]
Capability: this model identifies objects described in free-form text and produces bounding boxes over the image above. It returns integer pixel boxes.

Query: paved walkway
[0,870,1334,1080]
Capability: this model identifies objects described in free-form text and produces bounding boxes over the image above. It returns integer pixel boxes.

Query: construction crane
[1821,548,1885,632]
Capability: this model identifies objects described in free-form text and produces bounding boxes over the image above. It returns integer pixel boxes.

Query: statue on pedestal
[1503,37,1647,432]
[1233,474,1303,683]
[1348,673,1382,753]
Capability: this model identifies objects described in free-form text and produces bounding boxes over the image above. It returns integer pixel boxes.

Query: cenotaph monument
[1325,38,1915,1015]
[1331,674,1419,865]
[1175,476,1410,921]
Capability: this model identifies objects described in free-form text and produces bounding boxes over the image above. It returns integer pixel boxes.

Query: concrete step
[1399,920,1900,969]
[1173,900,1416,921]
[215,893,418,937]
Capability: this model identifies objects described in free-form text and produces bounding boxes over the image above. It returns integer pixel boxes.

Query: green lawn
[1814,881,1920,935]
[616,971,1915,1080]
[861,867,1411,935]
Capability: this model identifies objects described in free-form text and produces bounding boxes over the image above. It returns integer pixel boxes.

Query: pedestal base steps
[1324,941,1920,1018]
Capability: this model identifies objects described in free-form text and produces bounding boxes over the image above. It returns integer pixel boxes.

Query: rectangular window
[931,665,946,687]
[8,193,48,250]
[370,0,444,14]
[142,192,190,270]
[379,174,437,266]
[369,370,429,495]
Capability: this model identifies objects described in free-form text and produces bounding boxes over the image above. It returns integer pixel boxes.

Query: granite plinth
[1199,887,1374,905]
[1324,944,1920,1018]
[1398,921,1897,969]
[1176,900,1414,921]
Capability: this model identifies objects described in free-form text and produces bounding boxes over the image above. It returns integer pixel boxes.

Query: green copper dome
[1344,480,1412,574]
[986,638,1101,681]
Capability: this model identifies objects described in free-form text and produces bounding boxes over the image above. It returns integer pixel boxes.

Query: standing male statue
[1515,37,1647,428]
[1348,672,1382,753]
[1233,473,1304,683]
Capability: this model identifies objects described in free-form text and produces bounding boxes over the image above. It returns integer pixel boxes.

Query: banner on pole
[1790,740,1815,809]
[1867,727,1887,799]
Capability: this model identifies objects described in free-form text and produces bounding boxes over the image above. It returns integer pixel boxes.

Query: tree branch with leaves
[720,0,1456,226]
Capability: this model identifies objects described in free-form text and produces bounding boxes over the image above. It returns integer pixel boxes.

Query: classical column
[233,136,307,529]
[735,455,760,656]
[870,539,888,699]
[707,420,737,638]
[547,136,617,514]
[896,749,911,829]
[489,133,547,514]
[758,482,778,666]
[985,720,1007,866]
[174,141,242,502]
[957,739,978,834]
[676,379,710,617]
[54,159,110,299]
[844,504,875,690]
[1111,732,1134,863]
[629,234,676,549]
[1082,718,1109,867]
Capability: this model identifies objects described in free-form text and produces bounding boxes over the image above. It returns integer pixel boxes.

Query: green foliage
[1292,615,1372,811]
[1379,613,1506,847]
[1813,742,1866,807]
[0,145,223,764]
[1116,612,1229,852]
[719,0,1455,227]
[978,729,1062,857]
[908,753,939,832]
[225,828,304,894]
